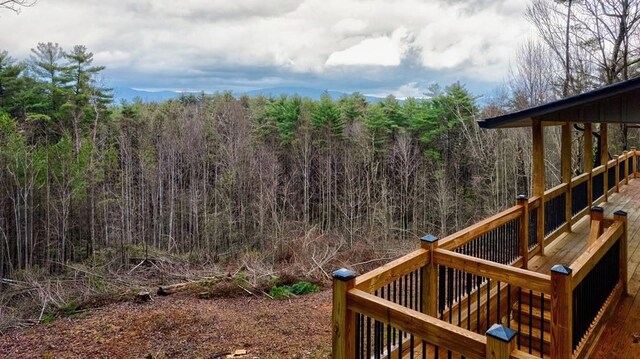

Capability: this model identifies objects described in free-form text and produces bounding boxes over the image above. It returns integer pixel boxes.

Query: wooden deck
[526,179,640,358]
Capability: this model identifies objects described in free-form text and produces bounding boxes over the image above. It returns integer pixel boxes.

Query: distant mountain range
[111,87,387,104]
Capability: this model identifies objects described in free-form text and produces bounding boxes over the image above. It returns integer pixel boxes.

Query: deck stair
[510,291,551,358]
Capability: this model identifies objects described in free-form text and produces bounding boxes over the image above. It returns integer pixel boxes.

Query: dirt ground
[0,290,333,359]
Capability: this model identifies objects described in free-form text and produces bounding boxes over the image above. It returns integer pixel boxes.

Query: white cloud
[325,27,410,67]
[0,0,534,93]
[366,82,430,99]
[331,18,368,36]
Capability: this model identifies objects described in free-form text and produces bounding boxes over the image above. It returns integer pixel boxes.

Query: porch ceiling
[478,77,640,129]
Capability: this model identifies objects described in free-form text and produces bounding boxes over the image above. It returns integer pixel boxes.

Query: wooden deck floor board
[532,179,640,359]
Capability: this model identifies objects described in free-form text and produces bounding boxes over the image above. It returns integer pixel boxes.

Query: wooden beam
[550,265,573,359]
[433,249,552,293]
[421,235,438,316]
[332,269,357,359]
[517,195,529,269]
[584,123,594,209]
[355,249,429,293]
[589,207,604,246]
[532,120,545,255]
[439,205,522,250]
[544,182,568,199]
[485,324,517,359]
[614,155,620,193]
[624,151,630,184]
[562,122,572,232]
[632,147,637,177]
[601,123,608,201]
[570,222,624,286]
[613,211,628,295]
[347,289,487,359]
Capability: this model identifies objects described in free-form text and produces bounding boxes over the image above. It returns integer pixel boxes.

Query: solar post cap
[486,324,517,343]
[516,194,528,201]
[332,268,356,281]
[614,210,627,216]
[551,264,572,275]
[591,206,604,213]
[421,234,438,243]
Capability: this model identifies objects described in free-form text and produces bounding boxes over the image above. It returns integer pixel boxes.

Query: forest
[0,42,529,278]
[0,0,640,332]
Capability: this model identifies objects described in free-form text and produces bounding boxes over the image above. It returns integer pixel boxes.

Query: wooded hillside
[0,43,538,279]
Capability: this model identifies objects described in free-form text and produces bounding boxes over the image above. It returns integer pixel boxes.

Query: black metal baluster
[355,313,361,359]
[410,333,415,359]
[507,284,511,329]
[439,265,446,318]
[486,277,491,331]
[467,272,472,331]
[366,316,371,359]
[476,274,481,333]
[497,281,501,324]
[528,290,533,354]
[518,288,522,350]
[393,280,397,345]
[540,292,544,356]
[447,267,454,324]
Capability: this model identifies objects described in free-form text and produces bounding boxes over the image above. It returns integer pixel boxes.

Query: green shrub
[269,281,319,299]
[269,285,293,299]
[290,281,319,295]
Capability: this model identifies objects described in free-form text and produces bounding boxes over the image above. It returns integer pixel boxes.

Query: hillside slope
[0,290,332,358]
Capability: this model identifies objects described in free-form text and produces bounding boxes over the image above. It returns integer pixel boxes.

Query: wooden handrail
[434,249,551,293]
[570,172,590,187]
[544,182,568,200]
[528,196,541,209]
[439,205,523,250]
[347,289,487,359]
[592,164,606,175]
[570,221,624,288]
[354,248,429,293]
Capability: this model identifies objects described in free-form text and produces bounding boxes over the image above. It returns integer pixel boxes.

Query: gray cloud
[0,0,534,96]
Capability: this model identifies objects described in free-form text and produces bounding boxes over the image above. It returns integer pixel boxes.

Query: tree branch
[0,0,36,14]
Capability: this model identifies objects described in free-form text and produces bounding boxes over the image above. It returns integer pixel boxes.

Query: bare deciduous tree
[0,0,35,13]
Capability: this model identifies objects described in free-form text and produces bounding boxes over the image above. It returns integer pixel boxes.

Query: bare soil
[0,290,332,359]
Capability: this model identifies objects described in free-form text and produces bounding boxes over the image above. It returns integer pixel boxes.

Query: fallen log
[157,282,195,296]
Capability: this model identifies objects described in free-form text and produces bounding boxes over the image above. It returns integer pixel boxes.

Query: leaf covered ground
[0,290,332,358]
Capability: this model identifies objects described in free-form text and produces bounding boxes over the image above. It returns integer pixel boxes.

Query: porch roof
[478,77,640,129]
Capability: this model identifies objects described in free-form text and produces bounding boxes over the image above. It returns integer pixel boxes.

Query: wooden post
[421,234,439,316]
[486,324,516,359]
[589,207,604,246]
[332,268,357,359]
[632,147,638,178]
[624,151,630,185]
[601,123,609,202]
[517,195,529,269]
[614,155,620,193]
[584,123,594,207]
[562,122,572,231]
[550,264,573,359]
[613,210,628,295]
[532,120,545,256]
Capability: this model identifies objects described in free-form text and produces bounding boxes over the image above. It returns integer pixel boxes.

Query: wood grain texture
[347,289,487,359]
[433,249,551,293]
[355,249,429,293]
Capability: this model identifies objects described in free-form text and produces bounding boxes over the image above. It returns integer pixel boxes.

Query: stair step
[516,290,550,311]
[511,320,551,355]
[511,303,551,329]
[514,346,551,359]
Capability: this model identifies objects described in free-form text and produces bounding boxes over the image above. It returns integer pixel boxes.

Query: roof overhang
[478,77,640,129]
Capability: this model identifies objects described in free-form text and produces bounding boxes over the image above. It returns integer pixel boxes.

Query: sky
[0,0,535,98]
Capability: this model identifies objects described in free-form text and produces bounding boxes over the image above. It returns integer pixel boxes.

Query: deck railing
[550,210,628,359]
[333,149,637,359]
